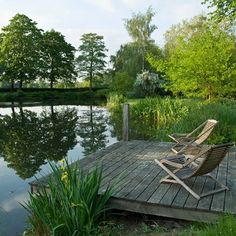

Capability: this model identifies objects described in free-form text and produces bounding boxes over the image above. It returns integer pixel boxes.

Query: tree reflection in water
[77,105,108,155]
[0,103,78,179]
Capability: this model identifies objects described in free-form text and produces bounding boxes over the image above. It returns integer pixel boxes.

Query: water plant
[23,159,115,236]
[108,97,236,143]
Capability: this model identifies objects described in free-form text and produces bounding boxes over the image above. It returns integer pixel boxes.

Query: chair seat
[155,143,234,199]
[168,119,218,154]
[161,155,196,179]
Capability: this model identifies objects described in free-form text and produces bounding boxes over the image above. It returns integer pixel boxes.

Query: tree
[124,7,157,70]
[110,71,133,96]
[110,42,162,91]
[202,0,236,23]
[148,16,236,99]
[0,105,78,179]
[76,33,107,90]
[0,14,44,89]
[43,30,77,88]
[77,106,108,155]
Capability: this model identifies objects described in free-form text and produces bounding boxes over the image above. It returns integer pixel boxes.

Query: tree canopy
[148,16,236,99]
[203,0,236,23]
[43,29,77,88]
[0,14,44,89]
[124,7,157,70]
[76,33,107,90]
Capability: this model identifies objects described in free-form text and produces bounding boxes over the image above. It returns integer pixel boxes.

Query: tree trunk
[19,79,23,89]
[11,102,16,119]
[89,71,93,91]
[19,103,25,123]
[11,79,14,91]
[50,79,53,89]
[89,105,95,148]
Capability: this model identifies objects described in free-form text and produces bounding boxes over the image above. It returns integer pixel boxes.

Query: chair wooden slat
[155,143,234,199]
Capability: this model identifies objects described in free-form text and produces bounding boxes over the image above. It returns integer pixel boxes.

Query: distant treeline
[0,87,107,93]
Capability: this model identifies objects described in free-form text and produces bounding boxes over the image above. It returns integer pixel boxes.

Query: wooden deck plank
[184,176,205,209]
[99,141,155,191]
[136,168,165,202]
[171,178,197,208]
[82,141,141,171]
[125,164,162,200]
[158,184,181,206]
[196,169,217,210]
[113,161,153,198]
[30,141,236,222]
[210,156,228,212]
[224,150,236,213]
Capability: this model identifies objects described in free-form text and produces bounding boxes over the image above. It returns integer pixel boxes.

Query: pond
[0,102,118,235]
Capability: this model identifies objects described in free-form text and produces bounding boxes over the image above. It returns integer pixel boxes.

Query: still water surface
[0,103,118,235]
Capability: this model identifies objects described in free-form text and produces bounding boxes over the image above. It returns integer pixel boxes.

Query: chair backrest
[195,119,218,145]
[192,143,234,177]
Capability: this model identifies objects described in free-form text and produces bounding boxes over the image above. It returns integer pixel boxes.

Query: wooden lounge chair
[155,143,234,200]
[168,119,218,154]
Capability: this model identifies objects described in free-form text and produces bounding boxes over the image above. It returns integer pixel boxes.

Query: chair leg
[155,159,200,200]
[200,174,229,198]
[206,174,229,190]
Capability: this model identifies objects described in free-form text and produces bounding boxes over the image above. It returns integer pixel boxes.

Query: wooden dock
[30,140,236,222]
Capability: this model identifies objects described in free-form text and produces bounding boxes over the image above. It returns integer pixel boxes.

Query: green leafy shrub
[24,160,115,236]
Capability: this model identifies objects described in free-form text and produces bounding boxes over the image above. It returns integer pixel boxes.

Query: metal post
[122,103,129,141]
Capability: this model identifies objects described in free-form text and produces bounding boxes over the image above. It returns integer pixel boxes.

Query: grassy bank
[108,96,236,143]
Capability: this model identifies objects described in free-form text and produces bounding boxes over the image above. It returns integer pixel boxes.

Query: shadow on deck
[30,140,236,222]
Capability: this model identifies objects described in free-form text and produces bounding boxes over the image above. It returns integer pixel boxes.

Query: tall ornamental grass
[24,160,115,236]
[109,97,236,143]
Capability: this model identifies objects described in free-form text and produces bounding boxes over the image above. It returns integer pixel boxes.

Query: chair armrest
[160,159,183,169]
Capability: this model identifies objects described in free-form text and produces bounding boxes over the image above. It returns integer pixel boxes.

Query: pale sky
[0,0,210,56]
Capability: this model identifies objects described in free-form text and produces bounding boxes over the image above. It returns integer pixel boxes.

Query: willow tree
[0,14,43,89]
[124,7,157,71]
[76,33,107,90]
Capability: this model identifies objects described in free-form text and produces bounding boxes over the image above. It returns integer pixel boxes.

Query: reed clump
[24,160,114,236]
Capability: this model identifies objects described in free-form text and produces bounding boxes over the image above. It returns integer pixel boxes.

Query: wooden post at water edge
[122,103,129,141]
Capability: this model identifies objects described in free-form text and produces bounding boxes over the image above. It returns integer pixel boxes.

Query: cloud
[1,192,29,212]
[86,0,115,13]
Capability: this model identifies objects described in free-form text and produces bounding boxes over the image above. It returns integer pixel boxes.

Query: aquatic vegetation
[109,97,236,143]
[23,160,115,236]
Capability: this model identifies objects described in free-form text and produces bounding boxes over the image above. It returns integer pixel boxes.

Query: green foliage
[179,215,236,236]
[202,0,236,23]
[0,106,78,179]
[0,90,107,103]
[107,93,126,109]
[77,106,108,155]
[24,160,115,236]
[77,33,107,90]
[110,72,134,96]
[148,16,236,99]
[109,97,236,143]
[110,42,163,85]
[43,29,77,89]
[124,7,157,71]
[0,14,44,89]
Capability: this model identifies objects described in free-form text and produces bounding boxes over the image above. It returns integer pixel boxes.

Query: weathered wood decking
[30,140,236,222]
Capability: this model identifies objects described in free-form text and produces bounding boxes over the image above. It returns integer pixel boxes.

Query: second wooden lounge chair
[169,119,218,154]
[155,143,234,200]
